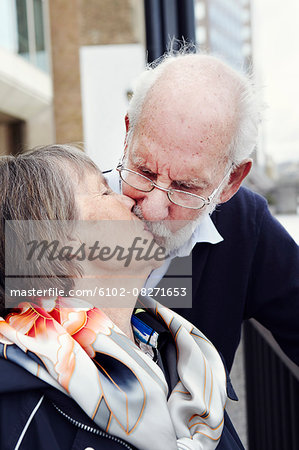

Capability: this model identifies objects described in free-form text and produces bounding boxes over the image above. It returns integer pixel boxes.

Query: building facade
[0,0,53,155]
[0,0,144,158]
[195,0,252,71]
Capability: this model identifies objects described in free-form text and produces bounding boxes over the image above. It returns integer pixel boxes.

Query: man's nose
[139,187,170,221]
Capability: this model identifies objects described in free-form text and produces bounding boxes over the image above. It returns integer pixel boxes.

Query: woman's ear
[219,159,252,203]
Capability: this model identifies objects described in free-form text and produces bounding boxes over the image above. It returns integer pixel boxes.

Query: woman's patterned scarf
[0,296,227,450]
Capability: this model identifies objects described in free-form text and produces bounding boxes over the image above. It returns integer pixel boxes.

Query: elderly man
[106,51,299,372]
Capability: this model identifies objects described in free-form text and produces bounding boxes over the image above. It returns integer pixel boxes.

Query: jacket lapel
[191,242,211,296]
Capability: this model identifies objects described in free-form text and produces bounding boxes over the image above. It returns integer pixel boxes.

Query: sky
[252,0,299,164]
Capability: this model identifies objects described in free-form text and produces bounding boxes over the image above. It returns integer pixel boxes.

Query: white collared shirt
[104,169,223,288]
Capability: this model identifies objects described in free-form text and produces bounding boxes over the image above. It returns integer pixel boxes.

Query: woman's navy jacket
[0,342,244,449]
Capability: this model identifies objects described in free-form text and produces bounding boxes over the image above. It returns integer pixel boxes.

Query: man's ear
[124,114,130,156]
[220,159,252,203]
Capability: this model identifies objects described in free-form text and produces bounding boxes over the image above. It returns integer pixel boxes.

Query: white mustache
[132,205,201,253]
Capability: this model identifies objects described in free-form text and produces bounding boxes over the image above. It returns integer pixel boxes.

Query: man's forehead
[129,147,214,188]
[131,95,236,179]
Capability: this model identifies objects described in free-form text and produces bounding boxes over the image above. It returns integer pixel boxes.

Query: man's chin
[132,206,203,254]
[149,222,198,254]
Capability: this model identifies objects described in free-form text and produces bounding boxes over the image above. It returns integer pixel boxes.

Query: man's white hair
[127,46,262,166]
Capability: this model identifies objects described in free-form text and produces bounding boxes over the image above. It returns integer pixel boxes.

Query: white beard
[133,205,213,255]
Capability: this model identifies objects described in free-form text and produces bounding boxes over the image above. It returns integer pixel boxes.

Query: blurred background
[0,1,298,448]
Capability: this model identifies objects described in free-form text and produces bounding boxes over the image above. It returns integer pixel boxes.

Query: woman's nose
[117,193,136,210]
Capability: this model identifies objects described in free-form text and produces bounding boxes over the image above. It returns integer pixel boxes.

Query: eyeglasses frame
[116,162,235,210]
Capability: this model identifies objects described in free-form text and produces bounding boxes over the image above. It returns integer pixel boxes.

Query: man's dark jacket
[173,187,299,371]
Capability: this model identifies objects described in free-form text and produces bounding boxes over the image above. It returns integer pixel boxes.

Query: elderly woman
[0,145,243,450]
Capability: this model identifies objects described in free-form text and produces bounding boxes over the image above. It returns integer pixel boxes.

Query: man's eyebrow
[130,153,146,166]
[130,156,211,189]
[139,165,155,173]
[173,179,210,189]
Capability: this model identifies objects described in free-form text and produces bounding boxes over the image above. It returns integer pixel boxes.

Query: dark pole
[144,0,163,63]
[144,0,196,64]
[161,0,179,51]
[177,0,196,46]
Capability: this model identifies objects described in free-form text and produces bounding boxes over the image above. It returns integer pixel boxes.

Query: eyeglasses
[116,162,234,210]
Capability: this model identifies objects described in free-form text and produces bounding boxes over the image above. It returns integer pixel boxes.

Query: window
[33,0,47,70]
[0,0,49,72]
[16,0,30,60]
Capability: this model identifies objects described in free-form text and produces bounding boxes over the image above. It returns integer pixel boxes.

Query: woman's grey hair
[127,45,262,165]
[0,144,100,314]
